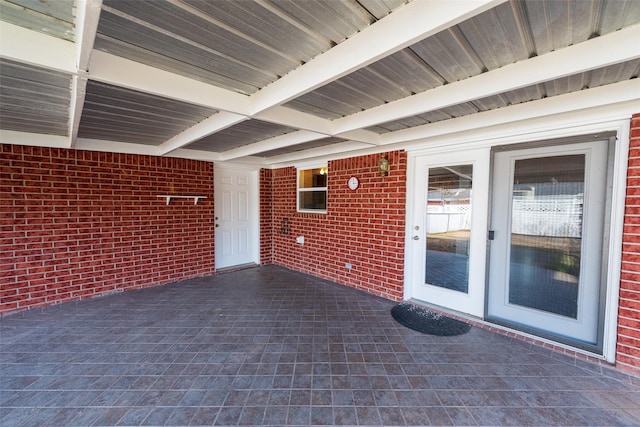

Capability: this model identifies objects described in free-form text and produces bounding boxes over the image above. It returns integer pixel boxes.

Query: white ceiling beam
[75,0,103,72]
[333,24,640,134]
[381,79,640,146]
[335,129,381,146]
[0,21,75,73]
[249,0,506,116]
[88,50,250,114]
[254,107,381,145]
[219,130,328,161]
[69,76,89,148]
[166,148,221,162]
[74,138,161,155]
[254,106,332,135]
[159,112,247,155]
[69,0,103,148]
[267,141,372,167]
[0,130,69,148]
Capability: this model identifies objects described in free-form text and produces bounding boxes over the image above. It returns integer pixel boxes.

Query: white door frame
[214,162,261,270]
[404,118,629,363]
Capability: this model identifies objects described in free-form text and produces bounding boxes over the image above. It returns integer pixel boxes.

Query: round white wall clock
[348,176,359,190]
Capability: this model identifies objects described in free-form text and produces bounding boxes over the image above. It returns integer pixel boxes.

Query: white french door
[407,149,489,317]
[487,140,609,345]
[214,167,259,270]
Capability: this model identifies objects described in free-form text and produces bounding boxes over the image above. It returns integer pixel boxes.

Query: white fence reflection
[427,195,583,237]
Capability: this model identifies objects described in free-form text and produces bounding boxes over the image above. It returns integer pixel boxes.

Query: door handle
[412,235,420,240]
[215,224,219,228]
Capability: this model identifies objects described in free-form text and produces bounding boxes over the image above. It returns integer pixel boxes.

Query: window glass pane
[425,165,472,293]
[508,155,584,318]
[299,168,327,188]
[299,190,326,211]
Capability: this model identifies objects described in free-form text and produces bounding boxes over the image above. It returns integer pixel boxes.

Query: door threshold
[407,298,608,365]
[216,263,259,274]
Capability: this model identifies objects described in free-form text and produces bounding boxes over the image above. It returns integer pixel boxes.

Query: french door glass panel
[509,155,584,318]
[426,165,473,293]
[488,141,608,344]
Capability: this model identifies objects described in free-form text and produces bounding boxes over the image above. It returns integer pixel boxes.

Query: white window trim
[297,165,328,214]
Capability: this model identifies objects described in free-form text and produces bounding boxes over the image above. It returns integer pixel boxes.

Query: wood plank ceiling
[1,0,639,166]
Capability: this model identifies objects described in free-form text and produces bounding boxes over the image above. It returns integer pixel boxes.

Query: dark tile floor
[1,265,639,426]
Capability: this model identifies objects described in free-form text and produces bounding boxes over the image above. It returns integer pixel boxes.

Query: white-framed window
[297,166,328,213]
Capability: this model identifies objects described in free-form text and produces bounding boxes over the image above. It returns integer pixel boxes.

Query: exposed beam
[69,76,89,148]
[0,21,75,73]
[165,148,222,162]
[0,130,69,148]
[335,129,381,146]
[159,112,247,156]
[69,0,103,148]
[381,79,640,146]
[76,0,103,72]
[249,0,506,116]
[254,106,332,135]
[75,138,161,155]
[267,141,371,166]
[88,51,250,114]
[219,130,328,161]
[333,24,640,134]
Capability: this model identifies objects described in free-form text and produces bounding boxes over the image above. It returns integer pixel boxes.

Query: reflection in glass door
[426,166,473,294]
[488,140,609,347]
[508,155,584,319]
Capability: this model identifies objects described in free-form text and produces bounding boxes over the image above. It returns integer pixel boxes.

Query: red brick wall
[262,151,407,301]
[1,145,215,315]
[260,168,274,265]
[620,113,640,375]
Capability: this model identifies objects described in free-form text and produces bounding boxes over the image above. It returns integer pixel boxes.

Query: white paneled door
[214,168,259,270]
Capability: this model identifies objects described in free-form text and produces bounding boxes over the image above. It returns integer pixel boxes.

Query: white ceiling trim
[396,101,638,157]
[332,23,640,134]
[381,78,640,146]
[0,21,75,73]
[249,0,507,116]
[219,130,329,161]
[159,112,247,156]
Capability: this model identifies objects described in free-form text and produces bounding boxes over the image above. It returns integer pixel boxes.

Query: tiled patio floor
[1,265,639,426]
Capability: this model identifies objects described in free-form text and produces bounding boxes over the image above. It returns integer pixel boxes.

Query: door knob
[215,224,219,228]
[412,235,419,240]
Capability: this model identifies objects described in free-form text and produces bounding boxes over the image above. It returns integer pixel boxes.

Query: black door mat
[391,302,472,336]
